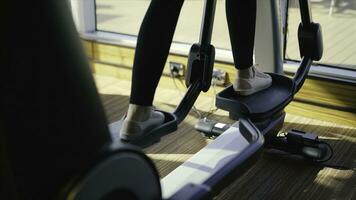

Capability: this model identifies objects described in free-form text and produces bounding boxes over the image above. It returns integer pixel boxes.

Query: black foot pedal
[109,111,177,148]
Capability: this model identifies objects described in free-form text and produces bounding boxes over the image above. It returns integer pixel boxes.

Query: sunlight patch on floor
[314,169,354,188]
[285,114,356,130]
[147,153,194,163]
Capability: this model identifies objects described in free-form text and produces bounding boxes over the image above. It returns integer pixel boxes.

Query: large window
[93,0,356,73]
[95,0,231,50]
[285,0,356,70]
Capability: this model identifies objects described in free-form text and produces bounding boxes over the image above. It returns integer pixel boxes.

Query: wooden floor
[95,74,356,200]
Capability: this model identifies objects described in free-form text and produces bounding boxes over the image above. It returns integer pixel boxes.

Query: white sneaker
[233,65,272,96]
[120,104,165,141]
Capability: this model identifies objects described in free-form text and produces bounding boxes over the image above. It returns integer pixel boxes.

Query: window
[71,0,356,81]
[95,0,231,50]
[285,0,356,70]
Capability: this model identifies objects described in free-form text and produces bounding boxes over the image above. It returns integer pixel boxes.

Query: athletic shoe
[120,104,165,141]
[233,65,272,96]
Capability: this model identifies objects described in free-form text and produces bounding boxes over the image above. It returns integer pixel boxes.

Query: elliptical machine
[1,0,331,200]
[111,0,329,161]
[108,0,330,198]
[196,0,329,162]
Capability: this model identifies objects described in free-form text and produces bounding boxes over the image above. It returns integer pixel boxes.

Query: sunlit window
[285,0,356,70]
[95,0,356,71]
[95,0,231,49]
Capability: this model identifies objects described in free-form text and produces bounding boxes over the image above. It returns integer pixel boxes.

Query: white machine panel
[161,125,251,198]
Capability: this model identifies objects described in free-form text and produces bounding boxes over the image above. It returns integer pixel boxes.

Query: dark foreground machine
[0,0,329,200]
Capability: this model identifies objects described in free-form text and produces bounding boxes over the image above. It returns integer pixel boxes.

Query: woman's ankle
[237,65,254,79]
[126,104,153,122]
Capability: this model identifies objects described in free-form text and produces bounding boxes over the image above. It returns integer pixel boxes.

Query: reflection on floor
[96,74,356,200]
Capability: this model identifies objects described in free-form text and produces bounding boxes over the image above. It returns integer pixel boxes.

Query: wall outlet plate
[212,69,226,86]
[169,61,184,77]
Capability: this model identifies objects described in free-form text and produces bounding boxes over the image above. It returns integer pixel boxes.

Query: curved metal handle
[292,57,312,94]
[173,81,202,124]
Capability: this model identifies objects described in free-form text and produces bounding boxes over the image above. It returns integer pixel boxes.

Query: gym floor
[95,74,356,200]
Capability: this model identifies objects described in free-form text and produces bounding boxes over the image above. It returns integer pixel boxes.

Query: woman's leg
[130,0,185,106]
[226,0,256,69]
[121,0,185,140]
[226,0,272,96]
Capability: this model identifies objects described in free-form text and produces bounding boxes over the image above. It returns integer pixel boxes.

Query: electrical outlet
[212,69,226,86]
[169,61,184,77]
